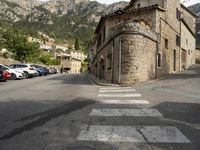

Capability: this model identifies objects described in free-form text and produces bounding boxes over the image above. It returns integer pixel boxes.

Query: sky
[39,0,200,6]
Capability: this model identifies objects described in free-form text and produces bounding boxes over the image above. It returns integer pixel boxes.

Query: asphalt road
[0,71,199,150]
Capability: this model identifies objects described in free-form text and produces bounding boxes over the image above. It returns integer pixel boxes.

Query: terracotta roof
[95,4,165,33]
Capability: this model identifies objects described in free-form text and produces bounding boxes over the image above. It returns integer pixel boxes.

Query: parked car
[0,64,25,80]
[31,65,49,76]
[0,68,3,81]
[48,67,58,74]
[9,64,38,78]
[0,68,11,81]
[42,67,49,75]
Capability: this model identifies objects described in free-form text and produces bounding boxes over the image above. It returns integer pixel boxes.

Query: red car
[0,69,11,81]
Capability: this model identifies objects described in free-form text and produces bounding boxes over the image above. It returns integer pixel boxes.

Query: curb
[86,74,120,87]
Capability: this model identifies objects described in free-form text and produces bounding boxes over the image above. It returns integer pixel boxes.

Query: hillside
[1,0,199,49]
[0,0,128,50]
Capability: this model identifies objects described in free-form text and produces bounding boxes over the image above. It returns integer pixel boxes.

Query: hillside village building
[90,0,197,85]
[56,50,87,74]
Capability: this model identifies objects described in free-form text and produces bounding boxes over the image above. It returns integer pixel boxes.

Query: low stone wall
[0,57,19,65]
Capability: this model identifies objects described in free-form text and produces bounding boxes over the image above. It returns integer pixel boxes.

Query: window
[137,3,141,8]
[107,54,112,70]
[103,26,106,42]
[176,35,180,46]
[173,50,176,71]
[165,39,168,49]
[97,34,102,48]
[176,8,181,21]
[157,53,162,67]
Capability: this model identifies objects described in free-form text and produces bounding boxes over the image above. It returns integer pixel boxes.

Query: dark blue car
[31,65,49,76]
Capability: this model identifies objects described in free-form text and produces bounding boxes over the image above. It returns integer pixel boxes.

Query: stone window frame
[103,26,106,42]
[165,38,168,49]
[157,53,162,68]
[173,49,177,71]
[106,53,112,71]
[176,35,180,46]
[97,34,102,48]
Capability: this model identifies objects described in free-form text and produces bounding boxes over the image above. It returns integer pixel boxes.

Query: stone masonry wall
[120,23,157,85]
[156,7,182,76]
[196,49,200,63]
[94,22,157,85]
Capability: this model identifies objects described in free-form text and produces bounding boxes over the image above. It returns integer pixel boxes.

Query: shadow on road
[159,65,200,80]
[153,102,200,124]
[0,98,95,141]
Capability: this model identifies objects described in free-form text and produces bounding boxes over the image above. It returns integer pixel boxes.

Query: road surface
[0,71,200,150]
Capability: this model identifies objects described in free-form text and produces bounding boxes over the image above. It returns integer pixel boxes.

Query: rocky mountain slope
[1,0,199,48]
[0,0,128,49]
[188,3,200,47]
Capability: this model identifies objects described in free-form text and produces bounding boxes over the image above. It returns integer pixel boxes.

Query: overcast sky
[39,0,199,6]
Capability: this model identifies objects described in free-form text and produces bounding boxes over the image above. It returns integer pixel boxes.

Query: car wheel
[11,73,17,80]
[24,72,29,78]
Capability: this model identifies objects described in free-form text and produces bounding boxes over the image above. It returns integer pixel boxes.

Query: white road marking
[98,93,142,97]
[99,89,136,93]
[100,87,132,90]
[90,109,163,117]
[97,100,150,104]
[77,126,191,143]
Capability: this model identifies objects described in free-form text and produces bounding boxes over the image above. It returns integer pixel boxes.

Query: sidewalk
[87,74,120,87]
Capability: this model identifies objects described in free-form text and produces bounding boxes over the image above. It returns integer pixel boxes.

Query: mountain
[0,0,128,50]
[188,3,200,48]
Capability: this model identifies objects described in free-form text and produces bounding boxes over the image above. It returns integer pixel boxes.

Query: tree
[75,37,80,50]
[39,53,60,65]
[68,45,73,50]
[2,28,40,62]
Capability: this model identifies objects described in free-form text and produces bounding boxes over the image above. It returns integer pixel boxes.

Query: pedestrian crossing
[89,108,163,117]
[77,86,191,144]
[98,93,142,97]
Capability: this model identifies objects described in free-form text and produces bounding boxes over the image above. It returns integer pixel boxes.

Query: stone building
[196,47,200,64]
[56,50,87,74]
[90,0,197,85]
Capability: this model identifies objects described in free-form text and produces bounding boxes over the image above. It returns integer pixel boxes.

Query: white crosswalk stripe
[77,126,191,143]
[99,89,136,93]
[77,86,191,144]
[97,100,150,104]
[98,93,142,97]
[90,108,163,117]
[99,87,132,90]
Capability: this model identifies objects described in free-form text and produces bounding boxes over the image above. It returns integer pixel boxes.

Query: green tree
[2,28,40,62]
[75,37,80,50]
[68,44,73,50]
[39,53,60,65]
